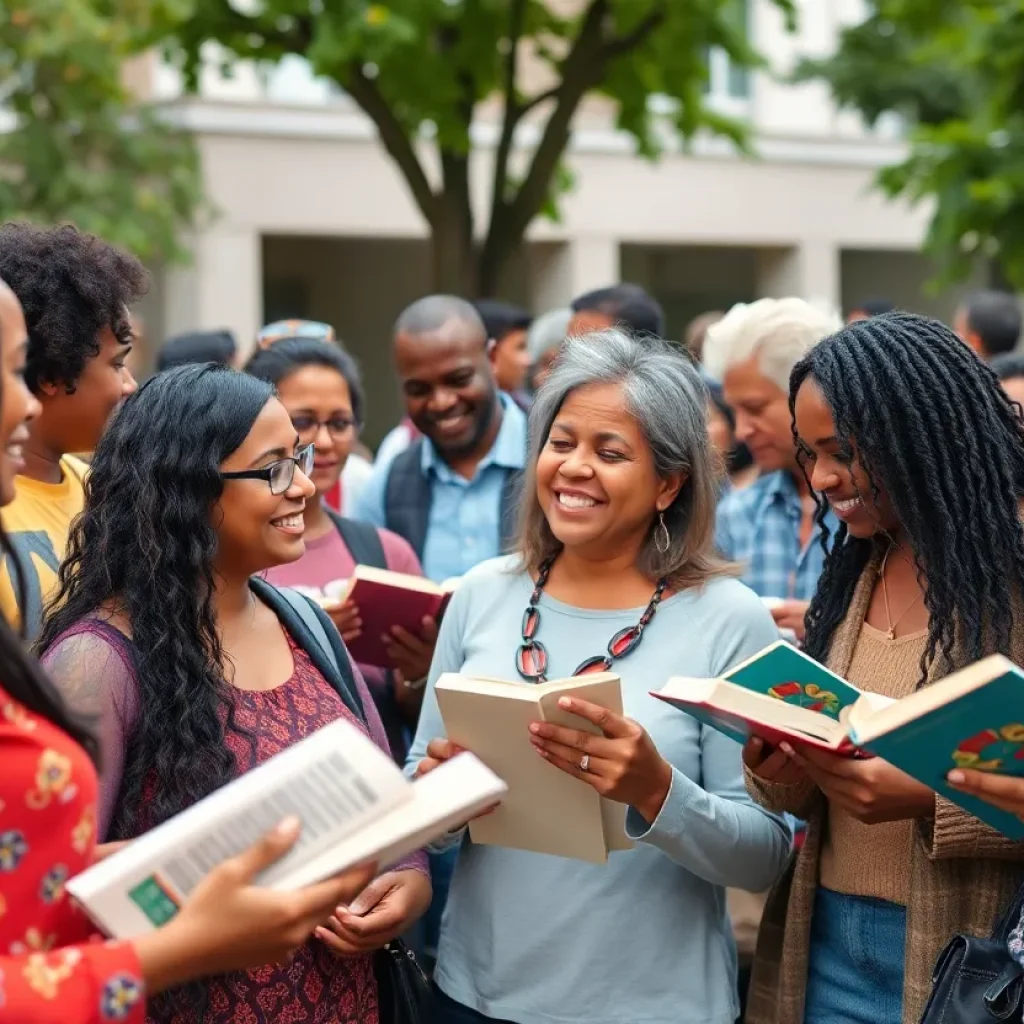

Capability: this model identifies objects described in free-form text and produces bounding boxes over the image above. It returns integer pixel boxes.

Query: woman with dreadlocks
[741,311,1024,1024]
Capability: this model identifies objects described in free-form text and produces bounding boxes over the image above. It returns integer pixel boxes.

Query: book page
[283,754,507,890]
[68,720,410,937]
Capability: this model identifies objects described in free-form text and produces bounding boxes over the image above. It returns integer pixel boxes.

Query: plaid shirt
[715,471,836,601]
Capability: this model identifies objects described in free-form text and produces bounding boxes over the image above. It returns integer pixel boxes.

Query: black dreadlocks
[790,311,1024,684]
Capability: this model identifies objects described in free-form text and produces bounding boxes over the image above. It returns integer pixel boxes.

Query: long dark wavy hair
[791,311,1024,683]
[38,363,275,838]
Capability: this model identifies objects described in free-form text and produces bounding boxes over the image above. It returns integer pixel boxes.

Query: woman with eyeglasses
[245,339,439,762]
[37,364,430,1024]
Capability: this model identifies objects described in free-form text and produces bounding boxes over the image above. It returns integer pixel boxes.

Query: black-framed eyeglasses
[221,443,315,495]
[291,415,358,440]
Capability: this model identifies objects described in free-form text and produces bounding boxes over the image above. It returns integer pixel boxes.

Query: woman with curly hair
[38,364,430,1024]
[0,278,377,1023]
[743,312,1024,1024]
[0,223,145,635]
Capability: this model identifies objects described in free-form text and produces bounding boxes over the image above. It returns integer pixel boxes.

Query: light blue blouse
[406,555,793,1024]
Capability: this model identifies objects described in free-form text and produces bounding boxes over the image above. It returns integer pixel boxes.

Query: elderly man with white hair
[703,297,842,642]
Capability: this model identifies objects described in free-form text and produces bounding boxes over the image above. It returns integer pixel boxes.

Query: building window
[707,0,750,102]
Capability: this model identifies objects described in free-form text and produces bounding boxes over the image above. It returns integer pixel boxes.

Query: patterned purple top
[42,618,428,1024]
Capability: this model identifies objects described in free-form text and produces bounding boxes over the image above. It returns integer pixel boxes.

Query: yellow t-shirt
[0,455,88,635]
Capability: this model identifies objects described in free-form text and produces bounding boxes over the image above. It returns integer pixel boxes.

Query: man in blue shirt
[355,295,527,964]
[357,294,527,583]
[703,297,843,643]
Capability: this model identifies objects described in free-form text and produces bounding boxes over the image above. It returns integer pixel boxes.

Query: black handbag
[919,882,1024,1023]
[374,939,437,1024]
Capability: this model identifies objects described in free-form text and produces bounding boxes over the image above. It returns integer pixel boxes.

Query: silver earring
[655,511,670,554]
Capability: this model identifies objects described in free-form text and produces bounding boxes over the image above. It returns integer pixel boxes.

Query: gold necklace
[880,543,923,641]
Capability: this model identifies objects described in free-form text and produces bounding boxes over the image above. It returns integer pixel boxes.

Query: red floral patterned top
[0,684,146,1022]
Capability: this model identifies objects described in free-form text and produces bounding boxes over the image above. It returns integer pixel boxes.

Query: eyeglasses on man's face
[220,443,315,496]
[290,414,357,441]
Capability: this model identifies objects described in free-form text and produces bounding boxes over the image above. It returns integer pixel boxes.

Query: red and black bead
[609,626,642,658]
[516,641,548,680]
[522,606,540,640]
[575,655,613,674]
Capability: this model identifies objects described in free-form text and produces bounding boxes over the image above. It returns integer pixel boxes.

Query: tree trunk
[477,215,513,300]
[430,184,478,296]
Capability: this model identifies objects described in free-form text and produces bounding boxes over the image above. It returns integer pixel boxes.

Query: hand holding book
[742,736,808,786]
[529,696,673,826]
[325,600,362,645]
[133,819,377,994]
[778,740,935,825]
[947,770,1024,823]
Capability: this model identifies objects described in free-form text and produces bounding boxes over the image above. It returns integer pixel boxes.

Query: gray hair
[527,307,572,361]
[701,297,842,391]
[517,328,733,589]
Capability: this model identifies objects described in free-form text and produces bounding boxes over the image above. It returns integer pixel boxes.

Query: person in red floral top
[0,278,376,1023]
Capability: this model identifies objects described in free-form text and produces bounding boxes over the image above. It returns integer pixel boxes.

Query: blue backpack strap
[250,578,366,721]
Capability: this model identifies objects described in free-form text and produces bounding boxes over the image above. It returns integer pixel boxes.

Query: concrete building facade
[135,0,958,443]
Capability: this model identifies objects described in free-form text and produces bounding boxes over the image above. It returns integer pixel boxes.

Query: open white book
[435,672,632,863]
[67,718,506,940]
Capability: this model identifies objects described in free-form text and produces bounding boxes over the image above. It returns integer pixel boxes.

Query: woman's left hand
[529,697,673,825]
[315,869,432,956]
[780,742,935,824]
[947,769,1024,820]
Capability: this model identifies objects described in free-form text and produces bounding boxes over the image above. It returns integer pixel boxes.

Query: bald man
[355,294,527,584]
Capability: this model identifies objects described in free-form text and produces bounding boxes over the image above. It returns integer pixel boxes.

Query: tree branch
[499,1,667,247]
[344,66,438,225]
[604,6,666,59]
[499,0,609,244]
[519,85,560,117]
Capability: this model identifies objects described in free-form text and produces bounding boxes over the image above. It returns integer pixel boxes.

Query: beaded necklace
[515,555,668,684]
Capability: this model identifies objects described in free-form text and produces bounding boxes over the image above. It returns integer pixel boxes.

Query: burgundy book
[327,566,458,670]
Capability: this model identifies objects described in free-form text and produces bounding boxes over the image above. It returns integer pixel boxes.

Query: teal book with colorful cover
[654,640,883,755]
[848,654,1024,839]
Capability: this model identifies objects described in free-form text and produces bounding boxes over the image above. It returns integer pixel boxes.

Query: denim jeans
[432,984,515,1024]
[804,887,907,1024]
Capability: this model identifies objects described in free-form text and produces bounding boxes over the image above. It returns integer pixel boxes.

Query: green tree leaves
[176,0,794,295]
[800,1,1024,289]
[0,0,203,264]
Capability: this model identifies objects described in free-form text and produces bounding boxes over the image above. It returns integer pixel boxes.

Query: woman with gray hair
[406,330,793,1024]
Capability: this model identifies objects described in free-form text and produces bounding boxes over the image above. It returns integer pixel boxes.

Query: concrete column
[162,227,263,357]
[528,236,621,311]
[755,239,841,313]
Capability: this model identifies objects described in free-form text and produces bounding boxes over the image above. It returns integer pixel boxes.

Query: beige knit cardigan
[745,547,1024,1024]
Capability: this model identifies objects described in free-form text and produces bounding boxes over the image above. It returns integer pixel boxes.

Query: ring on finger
[580,753,590,772]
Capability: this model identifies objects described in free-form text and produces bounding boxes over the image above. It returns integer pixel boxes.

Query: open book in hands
[653,640,892,756]
[311,567,460,669]
[67,718,505,939]
[435,672,632,863]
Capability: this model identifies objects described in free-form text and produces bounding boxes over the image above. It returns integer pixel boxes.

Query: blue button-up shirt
[715,470,837,600]
[356,395,528,583]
